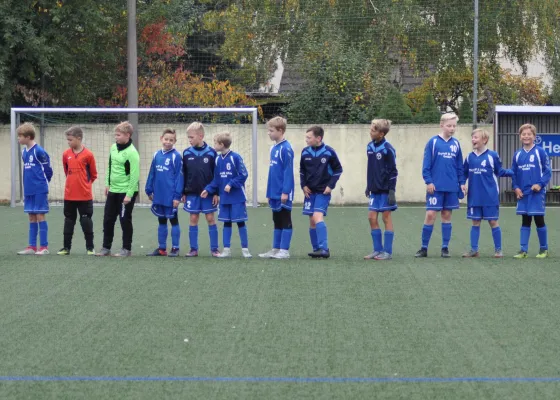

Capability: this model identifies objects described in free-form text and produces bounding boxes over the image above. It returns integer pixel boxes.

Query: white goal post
[10,107,259,208]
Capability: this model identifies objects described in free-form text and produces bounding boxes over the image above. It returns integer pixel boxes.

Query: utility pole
[127,0,139,146]
[472,0,479,129]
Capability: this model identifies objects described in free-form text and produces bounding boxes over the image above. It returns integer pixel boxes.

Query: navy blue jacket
[366,138,398,194]
[182,142,217,195]
[299,143,343,193]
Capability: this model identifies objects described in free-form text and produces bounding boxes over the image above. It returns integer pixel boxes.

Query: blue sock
[316,221,328,250]
[520,226,531,252]
[208,224,219,251]
[309,228,318,250]
[171,224,181,249]
[421,224,433,249]
[280,229,293,250]
[470,226,480,251]
[371,229,382,252]
[189,225,199,250]
[492,226,502,251]
[223,225,232,248]
[29,222,38,248]
[38,221,48,247]
[273,229,282,249]
[537,226,548,250]
[158,223,168,250]
[239,225,249,248]
[442,222,452,249]
[384,231,394,254]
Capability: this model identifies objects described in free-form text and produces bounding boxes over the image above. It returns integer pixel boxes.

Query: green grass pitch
[0,205,559,399]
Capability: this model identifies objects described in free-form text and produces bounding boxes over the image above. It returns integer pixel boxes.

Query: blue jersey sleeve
[327,149,343,189]
[387,146,398,191]
[228,154,248,189]
[204,159,220,195]
[36,147,53,182]
[511,151,520,190]
[463,156,470,184]
[537,148,551,189]
[145,153,156,196]
[492,153,512,178]
[173,152,184,201]
[456,145,465,185]
[299,150,307,189]
[282,146,294,194]
[422,140,433,185]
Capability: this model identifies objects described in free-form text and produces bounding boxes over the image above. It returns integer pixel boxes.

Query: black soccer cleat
[441,247,450,258]
[309,249,330,259]
[415,248,428,258]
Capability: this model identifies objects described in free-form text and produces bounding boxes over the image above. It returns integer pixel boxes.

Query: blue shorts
[151,204,178,219]
[426,191,459,211]
[183,194,217,214]
[516,191,546,216]
[24,193,49,214]
[302,193,331,216]
[268,199,293,212]
[219,203,248,222]
[467,206,499,220]
[368,193,397,212]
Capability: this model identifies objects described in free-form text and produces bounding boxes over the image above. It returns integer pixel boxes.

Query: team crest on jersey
[376,153,382,160]
[321,158,326,164]
[29,155,34,163]
[481,160,486,167]
[165,158,170,166]
[530,155,534,162]
[203,157,209,163]
[226,163,231,170]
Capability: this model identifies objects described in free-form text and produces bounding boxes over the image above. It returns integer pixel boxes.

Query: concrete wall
[0,123,492,205]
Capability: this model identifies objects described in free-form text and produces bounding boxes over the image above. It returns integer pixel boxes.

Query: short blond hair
[214,132,232,148]
[518,123,537,136]
[266,116,287,133]
[162,127,176,137]
[16,123,36,139]
[115,121,134,136]
[371,119,392,135]
[187,122,205,135]
[65,126,84,140]
[472,128,489,144]
[440,113,459,123]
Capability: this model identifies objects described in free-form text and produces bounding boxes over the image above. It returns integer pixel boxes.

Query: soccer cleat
[441,247,450,258]
[414,248,428,258]
[57,248,70,256]
[271,249,290,259]
[309,249,330,259]
[184,249,199,257]
[113,248,132,257]
[242,248,253,258]
[217,248,231,258]
[462,250,479,258]
[364,251,381,260]
[259,248,279,258]
[536,249,549,259]
[513,251,528,259]
[374,251,392,260]
[97,248,112,257]
[168,248,180,257]
[35,247,50,255]
[146,248,167,256]
[86,249,96,256]
[494,250,503,258]
[17,246,36,255]
[211,250,221,257]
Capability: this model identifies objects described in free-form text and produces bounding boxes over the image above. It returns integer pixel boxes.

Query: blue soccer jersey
[22,144,53,195]
[182,142,217,195]
[422,135,465,192]
[366,138,398,194]
[299,143,343,193]
[464,149,512,207]
[145,148,184,207]
[266,139,295,201]
[204,150,248,205]
[511,145,551,195]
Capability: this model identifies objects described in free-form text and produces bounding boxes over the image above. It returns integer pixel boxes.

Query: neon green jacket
[105,141,140,197]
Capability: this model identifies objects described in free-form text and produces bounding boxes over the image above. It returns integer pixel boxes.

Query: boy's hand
[281,193,289,204]
[212,195,219,206]
[181,195,186,203]
[201,190,209,198]
[172,200,179,208]
[105,187,109,196]
[148,194,153,201]
[531,184,542,192]
[514,188,523,199]
[426,183,436,194]
[224,185,231,193]
[323,187,332,195]
[388,190,396,206]
[365,189,369,198]
[460,185,467,196]
[123,196,131,205]
[303,186,311,198]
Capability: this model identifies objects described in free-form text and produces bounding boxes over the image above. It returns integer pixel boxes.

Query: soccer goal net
[10,107,259,208]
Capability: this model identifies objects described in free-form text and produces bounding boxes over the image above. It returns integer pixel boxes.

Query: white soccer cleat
[217,248,231,258]
[259,248,279,258]
[242,248,253,258]
[35,248,50,255]
[17,247,36,255]
[271,249,290,259]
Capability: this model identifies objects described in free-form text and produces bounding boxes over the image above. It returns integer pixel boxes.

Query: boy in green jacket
[98,121,140,257]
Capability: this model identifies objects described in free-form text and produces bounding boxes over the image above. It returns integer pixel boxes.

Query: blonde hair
[472,128,489,144]
[162,127,176,137]
[16,123,36,139]
[518,123,537,136]
[187,122,205,135]
[214,132,232,148]
[65,126,84,140]
[370,119,392,135]
[115,121,134,136]
[266,116,287,132]
[440,113,459,123]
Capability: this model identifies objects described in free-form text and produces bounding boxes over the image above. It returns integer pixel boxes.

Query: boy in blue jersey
[415,113,466,258]
[17,123,53,255]
[462,129,512,258]
[259,117,295,259]
[145,128,184,257]
[300,126,343,258]
[364,119,398,261]
[201,132,252,258]
[182,122,220,257]
[511,123,552,259]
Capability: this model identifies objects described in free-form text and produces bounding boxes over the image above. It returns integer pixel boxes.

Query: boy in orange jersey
[57,127,98,255]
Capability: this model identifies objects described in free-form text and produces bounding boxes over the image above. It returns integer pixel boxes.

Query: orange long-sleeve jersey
[62,147,98,201]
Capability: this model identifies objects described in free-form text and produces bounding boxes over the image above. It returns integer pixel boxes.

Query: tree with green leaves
[415,93,441,123]
[378,87,413,124]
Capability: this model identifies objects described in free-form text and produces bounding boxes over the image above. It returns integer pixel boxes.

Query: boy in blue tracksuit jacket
[415,113,466,258]
[202,132,252,258]
[145,128,184,257]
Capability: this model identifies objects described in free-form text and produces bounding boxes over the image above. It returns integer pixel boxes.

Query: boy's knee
[488,220,498,228]
[205,213,215,225]
[190,213,200,225]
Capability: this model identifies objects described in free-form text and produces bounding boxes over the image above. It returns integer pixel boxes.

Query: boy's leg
[28,213,38,250]
[237,221,249,248]
[119,193,137,251]
[205,213,219,253]
[420,211,437,249]
[279,208,293,251]
[314,212,328,251]
[223,222,233,248]
[368,210,383,254]
[158,216,169,250]
[470,220,481,251]
[309,216,318,251]
[63,200,78,250]
[441,209,453,250]
[535,215,548,252]
[189,213,200,251]
[102,192,120,250]
[77,200,94,251]
[519,214,532,253]
[170,216,181,250]
[37,213,48,249]
[381,211,394,255]
[489,220,502,256]
[272,211,282,250]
